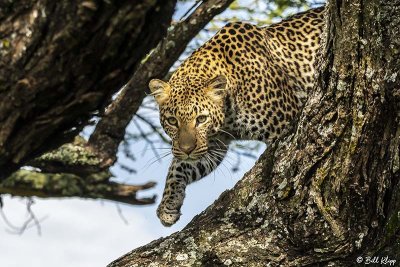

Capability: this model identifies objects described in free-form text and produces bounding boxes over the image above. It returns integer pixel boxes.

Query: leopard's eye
[196,115,207,124]
[167,117,178,126]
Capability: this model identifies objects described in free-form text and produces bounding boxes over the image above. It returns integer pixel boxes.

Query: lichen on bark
[1,169,156,205]
[27,136,106,176]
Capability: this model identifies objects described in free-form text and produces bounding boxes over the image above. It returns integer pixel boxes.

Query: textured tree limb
[27,136,104,175]
[1,170,156,205]
[1,136,157,205]
[109,0,400,265]
[1,154,157,206]
[89,0,235,167]
[0,0,176,180]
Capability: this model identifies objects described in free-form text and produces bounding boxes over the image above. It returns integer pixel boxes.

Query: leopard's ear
[149,79,170,105]
[205,74,227,103]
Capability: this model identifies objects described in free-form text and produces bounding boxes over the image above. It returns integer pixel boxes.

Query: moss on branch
[1,169,156,205]
[29,136,106,175]
[1,137,157,205]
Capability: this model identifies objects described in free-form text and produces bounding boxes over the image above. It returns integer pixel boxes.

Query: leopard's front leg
[157,138,229,226]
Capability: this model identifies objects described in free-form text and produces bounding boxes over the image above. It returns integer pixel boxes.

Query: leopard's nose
[179,143,196,155]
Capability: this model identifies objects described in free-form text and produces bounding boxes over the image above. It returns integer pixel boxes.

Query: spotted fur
[149,7,325,226]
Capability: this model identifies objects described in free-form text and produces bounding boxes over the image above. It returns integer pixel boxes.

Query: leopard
[149,7,325,226]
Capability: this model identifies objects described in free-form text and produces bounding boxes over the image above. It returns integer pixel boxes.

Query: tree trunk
[0,0,176,179]
[109,0,400,266]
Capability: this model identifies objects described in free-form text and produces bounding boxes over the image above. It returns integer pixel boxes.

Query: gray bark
[109,0,400,266]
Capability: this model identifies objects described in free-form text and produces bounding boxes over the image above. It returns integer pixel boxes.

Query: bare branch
[135,113,170,144]
[0,198,47,235]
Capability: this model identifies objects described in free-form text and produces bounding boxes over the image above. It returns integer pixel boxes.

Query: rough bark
[109,0,400,266]
[0,137,156,205]
[1,170,156,205]
[0,0,176,179]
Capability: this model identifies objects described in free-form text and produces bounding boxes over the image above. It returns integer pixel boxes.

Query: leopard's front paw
[157,205,181,227]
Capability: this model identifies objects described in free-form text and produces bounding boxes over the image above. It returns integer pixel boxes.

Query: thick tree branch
[1,170,156,205]
[89,0,234,167]
[27,136,103,175]
[0,135,157,205]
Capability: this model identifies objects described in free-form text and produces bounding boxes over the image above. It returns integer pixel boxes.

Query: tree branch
[28,136,104,175]
[1,170,156,205]
[1,135,156,205]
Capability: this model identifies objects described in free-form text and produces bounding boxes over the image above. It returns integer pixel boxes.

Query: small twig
[25,198,43,236]
[118,162,137,174]
[122,140,136,163]
[135,114,171,144]
[179,0,203,21]
[0,208,22,231]
[115,203,129,225]
[133,120,161,160]
[0,198,47,235]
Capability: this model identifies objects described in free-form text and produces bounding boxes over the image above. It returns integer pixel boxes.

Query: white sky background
[0,1,317,266]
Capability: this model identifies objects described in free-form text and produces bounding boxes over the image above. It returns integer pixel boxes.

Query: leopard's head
[149,75,227,160]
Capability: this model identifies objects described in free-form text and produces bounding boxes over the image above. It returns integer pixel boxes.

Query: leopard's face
[149,75,227,160]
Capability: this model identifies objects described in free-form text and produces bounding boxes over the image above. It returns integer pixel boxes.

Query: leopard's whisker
[142,151,172,170]
[218,129,236,140]
[208,151,233,180]
[213,137,229,148]
[212,149,234,161]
